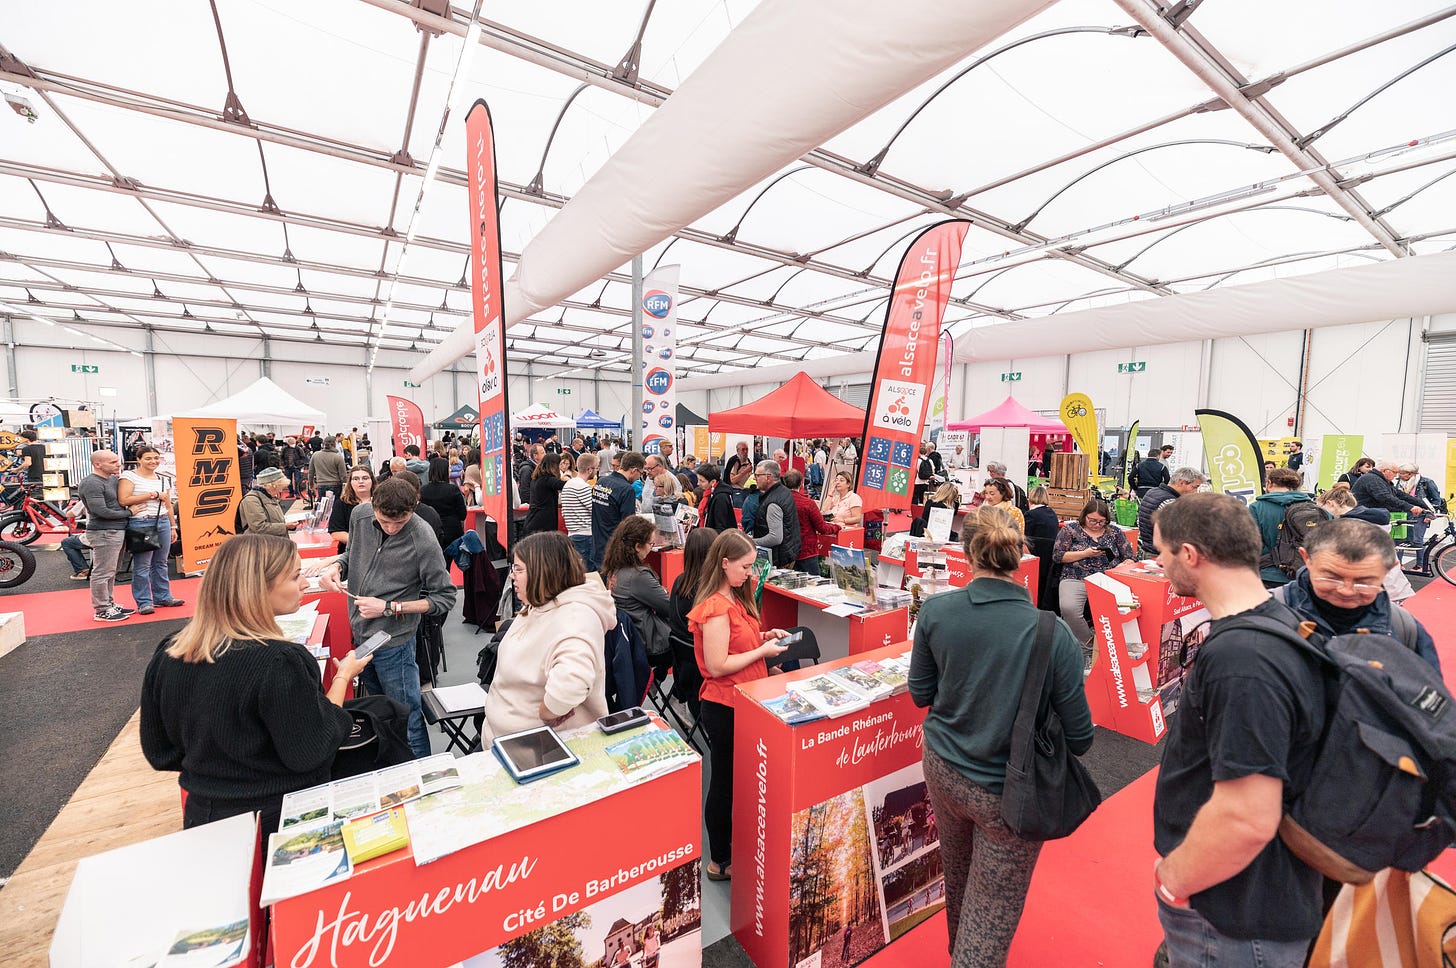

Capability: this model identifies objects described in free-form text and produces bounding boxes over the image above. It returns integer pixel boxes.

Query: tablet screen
[494,728,574,777]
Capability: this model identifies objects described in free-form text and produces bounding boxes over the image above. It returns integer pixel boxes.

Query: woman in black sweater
[1023,486,1062,611]
[419,457,468,558]
[667,527,718,718]
[140,534,371,835]
[523,451,566,536]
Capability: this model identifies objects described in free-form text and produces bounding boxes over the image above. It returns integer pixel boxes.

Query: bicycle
[0,478,82,544]
[0,539,36,588]
[1396,513,1456,587]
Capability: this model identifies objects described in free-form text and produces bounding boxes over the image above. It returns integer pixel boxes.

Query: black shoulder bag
[125,500,165,554]
[1000,611,1102,840]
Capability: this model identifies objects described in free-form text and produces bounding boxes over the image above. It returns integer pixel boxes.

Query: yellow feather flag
[1059,393,1099,458]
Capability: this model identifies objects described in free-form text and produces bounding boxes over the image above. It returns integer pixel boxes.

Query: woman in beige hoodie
[484,532,615,741]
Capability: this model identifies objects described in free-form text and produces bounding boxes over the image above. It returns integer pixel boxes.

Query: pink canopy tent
[947,396,1067,433]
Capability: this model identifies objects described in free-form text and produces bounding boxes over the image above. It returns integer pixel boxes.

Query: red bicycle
[0,477,82,544]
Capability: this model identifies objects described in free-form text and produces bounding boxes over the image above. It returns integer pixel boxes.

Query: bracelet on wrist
[1154,860,1189,907]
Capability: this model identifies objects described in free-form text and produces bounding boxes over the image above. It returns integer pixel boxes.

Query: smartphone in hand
[354,630,391,660]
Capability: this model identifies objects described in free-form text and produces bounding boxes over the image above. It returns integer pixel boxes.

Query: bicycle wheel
[0,540,36,588]
[0,514,39,545]
[1433,543,1456,587]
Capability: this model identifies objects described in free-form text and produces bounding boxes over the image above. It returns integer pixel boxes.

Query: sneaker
[94,606,129,622]
[137,604,155,615]
[156,599,186,608]
[114,605,136,615]
[71,569,91,581]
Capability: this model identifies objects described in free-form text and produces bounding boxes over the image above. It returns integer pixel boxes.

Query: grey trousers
[88,529,127,610]
[1058,578,1093,655]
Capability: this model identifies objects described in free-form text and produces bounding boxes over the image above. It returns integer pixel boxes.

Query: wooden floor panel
[0,713,180,968]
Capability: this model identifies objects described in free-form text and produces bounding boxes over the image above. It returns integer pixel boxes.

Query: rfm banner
[467,100,511,545]
[386,395,424,459]
[639,265,680,457]
[857,220,970,512]
[1196,408,1265,504]
[173,416,241,574]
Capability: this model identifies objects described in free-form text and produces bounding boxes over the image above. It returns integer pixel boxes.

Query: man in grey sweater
[317,475,457,757]
[79,450,136,622]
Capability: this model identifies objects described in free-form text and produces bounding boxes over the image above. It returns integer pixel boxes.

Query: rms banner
[466,100,511,545]
[173,416,241,573]
[1059,392,1098,458]
[857,220,970,512]
[386,396,425,458]
[1195,408,1265,504]
[638,265,680,456]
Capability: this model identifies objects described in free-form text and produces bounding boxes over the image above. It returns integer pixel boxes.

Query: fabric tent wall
[408,0,1054,382]
[179,376,326,427]
[678,251,1456,391]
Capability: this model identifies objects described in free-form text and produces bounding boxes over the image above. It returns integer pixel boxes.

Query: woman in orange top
[688,530,790,881]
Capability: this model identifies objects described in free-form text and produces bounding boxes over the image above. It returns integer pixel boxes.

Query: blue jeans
[358,636,428,758]
[61,534,89,573]
[569,534,593,566]
[128,517,173,607]
[1157,897,1310,968]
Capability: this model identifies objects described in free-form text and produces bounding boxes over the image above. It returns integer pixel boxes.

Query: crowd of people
[119,419,1450,968]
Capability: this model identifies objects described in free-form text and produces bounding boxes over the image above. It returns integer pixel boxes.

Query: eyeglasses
[1310,576,1382,593]
[510,563,526,576]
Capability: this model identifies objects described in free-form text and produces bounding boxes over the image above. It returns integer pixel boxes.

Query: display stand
[881,545,1041,606]
[733,642,943,968]
[759,583,907,661]
[647,546,684,591]
[51,813,263,968]
[1082,560,1208,743]
[271,729,702,968]
[290,530,336,559]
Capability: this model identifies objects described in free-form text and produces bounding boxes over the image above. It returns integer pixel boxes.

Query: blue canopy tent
[575,409,621,430]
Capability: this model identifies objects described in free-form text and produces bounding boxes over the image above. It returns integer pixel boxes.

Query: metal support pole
[525,361,534,405]
[260,335,272,378]
[593,370,601,412]
[1197,339,1214,410]
[631,254,644,450]
[3,317,17,396]
[1294,329,1312,437]
[144,328,158,418]
[363,348,373,418]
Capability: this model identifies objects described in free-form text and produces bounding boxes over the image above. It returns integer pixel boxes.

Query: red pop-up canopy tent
[708,371,866,437]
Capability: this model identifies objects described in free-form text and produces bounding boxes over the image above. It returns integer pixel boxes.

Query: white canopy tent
[177,376,325,427]
[0,0,1451,385]
[509,402,574,430]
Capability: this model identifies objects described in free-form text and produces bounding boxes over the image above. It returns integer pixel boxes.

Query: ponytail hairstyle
[962,505,1022,576]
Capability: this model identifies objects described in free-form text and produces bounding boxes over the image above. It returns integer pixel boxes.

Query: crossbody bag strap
[1011,611,1057,739]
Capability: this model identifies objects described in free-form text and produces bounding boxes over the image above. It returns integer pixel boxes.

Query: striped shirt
[561,477,594,536]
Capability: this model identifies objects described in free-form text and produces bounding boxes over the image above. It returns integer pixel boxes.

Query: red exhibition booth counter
[270,722,703,968]
[1083,559,1208,743]
[759,582,908,661]
[290,529,337,559]
[880,543,1040,606]
[732,642,943,968]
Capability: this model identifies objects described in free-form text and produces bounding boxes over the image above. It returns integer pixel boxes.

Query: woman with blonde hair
[690,529,791,880]
[910,507,1092,964]
[140,534,370,834]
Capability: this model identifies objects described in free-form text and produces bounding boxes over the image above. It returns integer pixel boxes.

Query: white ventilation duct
[407,0,1055,382]
[677,250,1456,390]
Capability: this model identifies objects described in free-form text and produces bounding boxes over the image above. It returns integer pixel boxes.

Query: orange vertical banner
[466,99,511,550]
[173,416,240,574]
[857,220,970,512]
[386,395,425,458]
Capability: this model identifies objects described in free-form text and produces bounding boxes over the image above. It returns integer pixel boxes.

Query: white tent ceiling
[1,0,1453,382]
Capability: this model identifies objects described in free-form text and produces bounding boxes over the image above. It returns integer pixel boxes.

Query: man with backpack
[1150,493,1328,966]
[1250,467,1329,587]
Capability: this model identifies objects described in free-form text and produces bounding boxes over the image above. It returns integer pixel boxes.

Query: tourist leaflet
[604,725,697,779]
[260,822,353,906]
[757,650,913,724]
[341,807,410,864]
[785,673,872,718]
[761,690,826,725]
[278,752,463,831]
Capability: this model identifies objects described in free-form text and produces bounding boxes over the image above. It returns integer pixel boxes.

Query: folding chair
[646,635,707,753]
[420,687,484,756]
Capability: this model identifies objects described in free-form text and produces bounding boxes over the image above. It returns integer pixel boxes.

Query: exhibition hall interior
[1,1,1455,966]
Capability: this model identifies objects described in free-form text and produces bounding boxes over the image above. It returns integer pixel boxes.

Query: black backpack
[1260,501,1331,577]
[1213,606,1456,883]
[331,694,415,779]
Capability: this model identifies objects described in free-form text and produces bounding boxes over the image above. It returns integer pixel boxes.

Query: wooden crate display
[1048,451,1090,488]
[1046,487,1092,519]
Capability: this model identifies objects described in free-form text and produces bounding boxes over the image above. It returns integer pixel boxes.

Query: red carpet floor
[864,576,1456,967]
